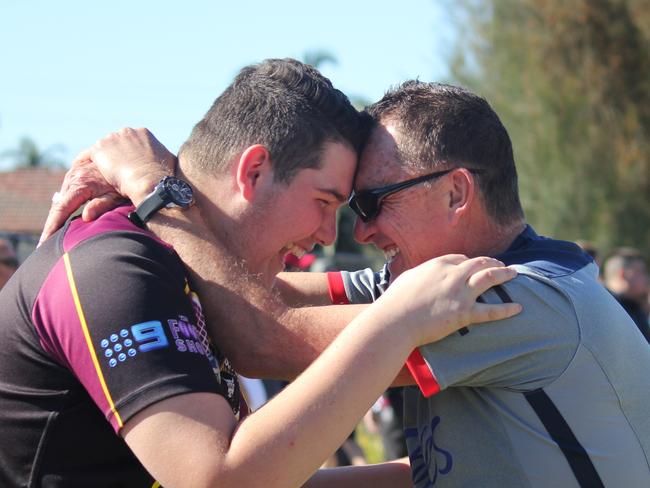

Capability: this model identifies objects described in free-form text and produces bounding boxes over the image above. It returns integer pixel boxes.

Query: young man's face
[352,123,457,280]
[247,141,357,286]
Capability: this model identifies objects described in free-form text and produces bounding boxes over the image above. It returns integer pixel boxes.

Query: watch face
[163,177,194,207]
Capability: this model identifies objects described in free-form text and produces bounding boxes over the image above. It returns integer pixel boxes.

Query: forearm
[224,301,414,487]
[126,304,416,488]
[304,460,412,488]
[274,271,332,306]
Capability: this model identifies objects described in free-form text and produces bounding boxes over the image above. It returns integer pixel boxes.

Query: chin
[388,254,423,281]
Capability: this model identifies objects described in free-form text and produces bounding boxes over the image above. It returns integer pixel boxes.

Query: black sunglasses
[348,168,480,222]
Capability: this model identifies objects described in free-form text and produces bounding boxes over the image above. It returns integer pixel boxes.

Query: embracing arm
[122,296,416,487]
[41,155,410,381]
[39,129,361,378]
[38,128,509,386]
[122,253,519,488]
[39,129,521,486]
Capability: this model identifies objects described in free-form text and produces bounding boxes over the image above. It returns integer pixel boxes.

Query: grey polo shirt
[329,226,650,487]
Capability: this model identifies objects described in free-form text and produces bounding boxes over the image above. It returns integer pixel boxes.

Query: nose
[314,212,338,246]
[353,217,376,244]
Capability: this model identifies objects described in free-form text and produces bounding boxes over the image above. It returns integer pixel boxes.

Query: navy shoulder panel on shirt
[496,226,593,279]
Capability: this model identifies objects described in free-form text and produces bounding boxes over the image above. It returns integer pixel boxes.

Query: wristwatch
[128,176,194,228]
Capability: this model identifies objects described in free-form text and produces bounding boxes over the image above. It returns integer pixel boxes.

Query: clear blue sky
[0,0,454,170]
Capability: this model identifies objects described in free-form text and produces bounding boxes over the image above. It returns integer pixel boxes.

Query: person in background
[0,238,18,290]
[603,247,650,342]
[364,388,407,461]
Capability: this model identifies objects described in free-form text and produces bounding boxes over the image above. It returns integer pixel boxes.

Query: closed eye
[318,188,347,204]
[317,198,340,209]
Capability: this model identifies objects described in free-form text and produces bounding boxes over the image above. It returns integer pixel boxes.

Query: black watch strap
[127,211,146,228]
[127,176,194,228]
[128,192,167,228]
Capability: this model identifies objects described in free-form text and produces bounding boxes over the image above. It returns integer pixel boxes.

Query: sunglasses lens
[349,193,378,222]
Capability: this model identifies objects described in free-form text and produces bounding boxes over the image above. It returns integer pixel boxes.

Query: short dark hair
[180,58,368,183]
[365,81,524,225]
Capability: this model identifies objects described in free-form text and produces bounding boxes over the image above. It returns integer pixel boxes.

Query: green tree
[1,137,65,169]
[302,50,371,109]
[447,0,650,255]
[303,50,338,70]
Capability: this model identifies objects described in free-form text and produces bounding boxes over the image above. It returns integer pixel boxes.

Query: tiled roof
[0,168,66,235]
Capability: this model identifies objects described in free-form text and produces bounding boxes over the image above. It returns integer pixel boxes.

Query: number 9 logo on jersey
[131,321,169,352]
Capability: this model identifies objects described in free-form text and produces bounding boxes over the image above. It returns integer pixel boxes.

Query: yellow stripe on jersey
[63,252,124,428]
[151,481,161,488]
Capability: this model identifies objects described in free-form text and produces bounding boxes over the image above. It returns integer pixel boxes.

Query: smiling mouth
[285,243,307,259]
[383,247,400,262]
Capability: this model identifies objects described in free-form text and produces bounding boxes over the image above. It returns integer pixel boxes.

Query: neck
[177,162,245,259]
[460,217,527,258]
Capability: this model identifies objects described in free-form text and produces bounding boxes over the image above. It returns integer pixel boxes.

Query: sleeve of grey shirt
[416,271,580,393]
[339,264,389,304]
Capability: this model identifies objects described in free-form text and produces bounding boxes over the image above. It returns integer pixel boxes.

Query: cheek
[379,213,416,249]
[319,207,340,236]
[384,213,437,260]
[296,204,331,236]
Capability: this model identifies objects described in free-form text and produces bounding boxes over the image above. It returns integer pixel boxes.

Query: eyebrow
[319,188,348,203]
[352,173,394,192]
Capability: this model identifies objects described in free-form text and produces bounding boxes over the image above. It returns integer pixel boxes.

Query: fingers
[82,193,127,221]
[70,147,93,168]
[433,254,469,265]
[39,129,173,245]
[463,265,522,325]
[422,255,504,281]
[468,301,523,325]
[39,187,91,245]
[466,266,517,295]
[39,212,59,247]
[87,127,176,204]
[396,254,467,283]
[456,256,506,276]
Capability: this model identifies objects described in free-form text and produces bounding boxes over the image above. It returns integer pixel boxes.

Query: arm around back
[122,254,521,487]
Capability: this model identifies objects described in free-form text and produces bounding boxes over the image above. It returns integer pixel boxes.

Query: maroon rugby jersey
[0,206,243,487]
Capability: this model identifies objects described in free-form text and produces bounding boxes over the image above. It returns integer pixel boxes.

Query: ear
[448,169,475,225]
[235,145,273,201]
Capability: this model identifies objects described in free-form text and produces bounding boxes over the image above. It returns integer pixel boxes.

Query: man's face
[352,123,456,279]
[248,141,357,285]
